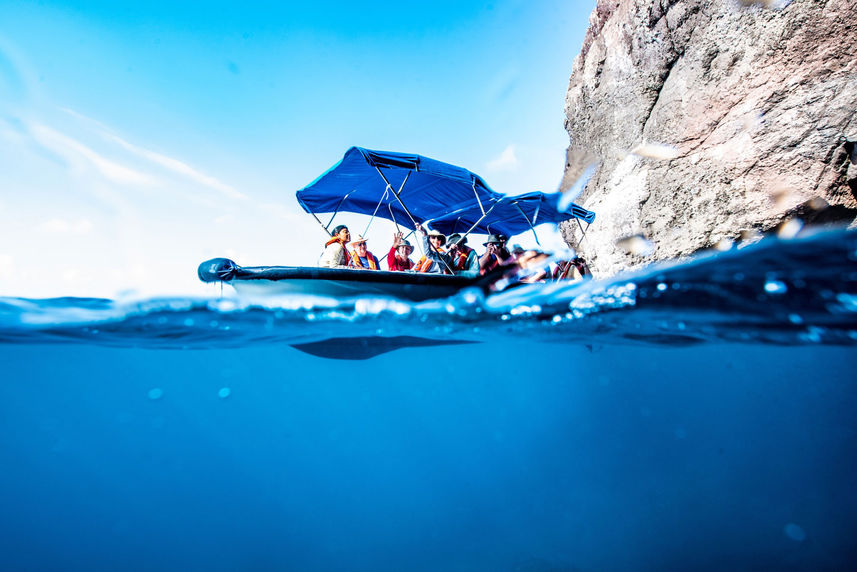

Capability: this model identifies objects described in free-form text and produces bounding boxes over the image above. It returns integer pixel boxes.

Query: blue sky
[0,0,594,297]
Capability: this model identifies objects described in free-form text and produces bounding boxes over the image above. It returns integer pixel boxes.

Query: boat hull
[198,258,490,302]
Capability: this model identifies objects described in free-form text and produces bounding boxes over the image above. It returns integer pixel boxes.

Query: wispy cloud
[36,218,93,234]
[61,107,246,200]
[103,131,247,200]
[486,144,519,172]
[30,123,156,186]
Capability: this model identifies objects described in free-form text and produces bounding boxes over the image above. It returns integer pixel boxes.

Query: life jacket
[413,248,450,274]
[453,246,474,272]
[413,256,434,273]
[350,249,379,270]
[325,237,353,267]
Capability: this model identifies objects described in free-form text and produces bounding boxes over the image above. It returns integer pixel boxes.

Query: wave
[2,228,856,356]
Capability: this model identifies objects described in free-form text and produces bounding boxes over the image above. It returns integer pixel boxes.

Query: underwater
[1,228,856,570]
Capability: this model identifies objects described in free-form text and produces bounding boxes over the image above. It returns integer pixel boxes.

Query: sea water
[1,229,856,571]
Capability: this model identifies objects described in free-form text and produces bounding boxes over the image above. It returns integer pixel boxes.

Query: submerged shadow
[290,336,478,360]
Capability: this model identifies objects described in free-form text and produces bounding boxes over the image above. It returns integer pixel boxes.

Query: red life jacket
[350,249,379,270]
[453,246,474,272]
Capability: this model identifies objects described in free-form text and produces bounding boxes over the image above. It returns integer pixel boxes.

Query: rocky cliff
[561,0,857,277]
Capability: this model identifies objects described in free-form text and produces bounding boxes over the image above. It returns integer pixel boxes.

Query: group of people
[318,223,590,281]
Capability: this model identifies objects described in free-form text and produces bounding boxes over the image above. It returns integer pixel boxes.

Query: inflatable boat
[198,257,502,301]
[199,146,596,303]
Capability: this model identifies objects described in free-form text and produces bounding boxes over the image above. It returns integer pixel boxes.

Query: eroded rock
[562,0,857,277]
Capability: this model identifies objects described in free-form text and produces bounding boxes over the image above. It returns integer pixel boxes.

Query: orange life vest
[413,250,450,274]
[324,237,353,267]
[350,249,379,270]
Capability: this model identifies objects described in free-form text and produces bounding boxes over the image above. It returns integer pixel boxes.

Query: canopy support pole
[375,166,418,228]
[576,218,591,246]
[309,210,333,236]
[362,188,390,237]
[472,180,486,216]
[512,201,541,246]
[324,190,356,230]
[458,202,499,242]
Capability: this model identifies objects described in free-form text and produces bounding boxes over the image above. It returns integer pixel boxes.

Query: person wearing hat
[447,233,479,276]
[319,224,353,268]
[349,234,380,270]
[387,231,414,271]
[413,224,454,274]
[479,233,513,274]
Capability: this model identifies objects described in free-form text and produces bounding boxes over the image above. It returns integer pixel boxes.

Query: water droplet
[183,318,195,327]
[777,218,803,239]
[630,141,680,160]
[657,283,667,291]
[218,387,231,399]
[713,238,733,251]
[209,320,218,328]
[784,523,806,542]
[788,314,803,324]
[616,234,655,256]
[764,280,787,294]
[147,388,163,400]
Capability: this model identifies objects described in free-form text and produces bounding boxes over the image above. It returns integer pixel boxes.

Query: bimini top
[295,146,595,237]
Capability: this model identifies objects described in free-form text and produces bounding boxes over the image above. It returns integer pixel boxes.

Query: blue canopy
[295,146,595,237]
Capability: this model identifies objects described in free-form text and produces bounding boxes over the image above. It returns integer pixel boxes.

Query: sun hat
[426,229,446,244]
[352,234,367,244]
[397,239,414,253]
[483,234,504,246]
[448,233,466,247]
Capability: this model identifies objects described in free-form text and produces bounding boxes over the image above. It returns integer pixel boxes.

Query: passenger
[413,224,454,274]
[553,256,592,281]
[516,250,551,283]
[320,224,353,268]
[349,235,380,269]
[479,234,513,274]
[387,231,414,271]
[447,233,479,276]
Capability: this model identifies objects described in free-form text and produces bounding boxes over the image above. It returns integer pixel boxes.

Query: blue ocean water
[1,229,856,570]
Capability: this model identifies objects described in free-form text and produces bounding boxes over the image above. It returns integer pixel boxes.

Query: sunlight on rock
[630,142,680,161]
[616,234,655,256]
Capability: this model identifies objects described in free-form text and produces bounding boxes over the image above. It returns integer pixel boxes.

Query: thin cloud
[103,132,247,200]
[486,144,520,172]
[62,107,246,200]
[37,218,93,234]
[30,123,156,186]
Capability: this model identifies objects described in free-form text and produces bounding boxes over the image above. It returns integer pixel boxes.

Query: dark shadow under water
[1,340,855,571]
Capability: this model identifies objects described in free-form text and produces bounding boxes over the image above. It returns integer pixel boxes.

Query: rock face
[561,0,857,277]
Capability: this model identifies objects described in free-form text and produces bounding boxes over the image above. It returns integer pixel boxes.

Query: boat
[198,258,503,302]
[198,146,596,303]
